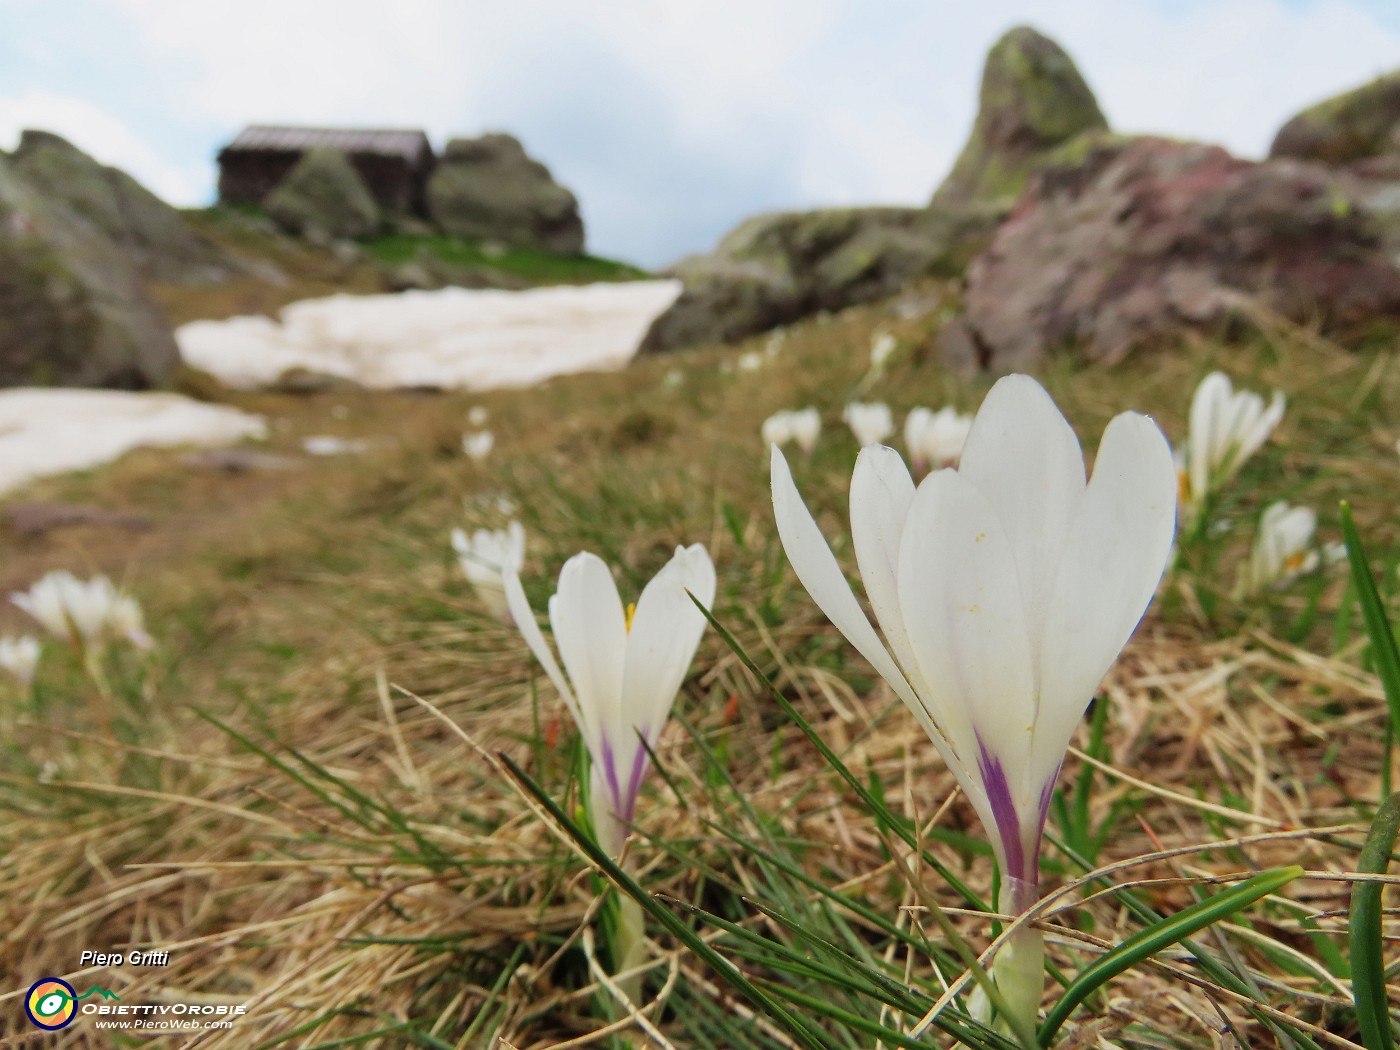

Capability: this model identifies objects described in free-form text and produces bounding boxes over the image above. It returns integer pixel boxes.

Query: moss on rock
[930,25,1108,214]
[1270,70,1400,165]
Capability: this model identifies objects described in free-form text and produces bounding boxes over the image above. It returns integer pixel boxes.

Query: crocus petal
[896,469,1037,870]
[904,407,932,451]
[770,445,921,715]
[589,766,629,857]
[1269,505,1317,562]
[791,408,821,454]
[549,553,627,752]
[1236,390,1285,467]
[504,569,583,729]
[1243,501,1320,592]
[762,414,791,447]
[897,469,1037,777]
[849,446,923,691]
[1031,413,1176,792]
[621,544,716,744]
[956,375,1086,677]
[1188,371,1230,498]
[505,521,527,570]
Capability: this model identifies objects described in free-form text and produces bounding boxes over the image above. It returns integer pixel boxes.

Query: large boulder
[640,207,946,353]
[0,153,180,388]
[264,147,381,241]
[1270,70,1400,165]
[426,133,583,254]
[929,26,1108,219]
[10,130,233,284]
[940,136,1400,371]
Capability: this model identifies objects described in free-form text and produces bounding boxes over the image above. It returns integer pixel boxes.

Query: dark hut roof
[222,125,432,162]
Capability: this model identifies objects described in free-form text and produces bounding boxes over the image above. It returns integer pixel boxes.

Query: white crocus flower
[905,405,973,475]
[737,350,764,372]
[451,521,526,620]
[772,374,1176,1029]
[0,635,40,686]
[870,332,897,370]
[505,546,715,995]
[109,595,154,650]
[761,412,794,449]
[789,407,821,456]
[843,402,894,447]
[762,408,821,457]
[505,545,715,858]
[1237,502,1343,595]
[1179,372,1285,518]
[11,572,152,650]
[462,431,495,461]
[467,406,489,426]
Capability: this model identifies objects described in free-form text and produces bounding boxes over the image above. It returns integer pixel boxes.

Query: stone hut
[217,125,435,217]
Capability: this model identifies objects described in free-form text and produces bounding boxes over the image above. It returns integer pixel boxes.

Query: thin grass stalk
[1349,792,1400,1050]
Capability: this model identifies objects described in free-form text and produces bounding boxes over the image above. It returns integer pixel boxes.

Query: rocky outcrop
[930,25,1108,216]
[0,152,181,388]
[1268,69,1400,266]
[427,134,583,254]
[939,136,1400,371]
[264,147,381,241]
[10,130,233,284]
[640,208,947,353]
[1270,70,1400,165]
[641,25,1107,353]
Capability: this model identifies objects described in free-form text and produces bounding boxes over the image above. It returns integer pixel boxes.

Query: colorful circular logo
[25,978,77,1030]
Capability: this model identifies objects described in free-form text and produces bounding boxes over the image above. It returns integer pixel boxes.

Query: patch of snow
[177,280,683,391]
[302,435,370,456]
[0,389,266,497]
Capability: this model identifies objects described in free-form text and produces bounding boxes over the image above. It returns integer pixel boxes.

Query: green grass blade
[1045,831,1325,1050]
[1038,866,1304,1047]
[753,979,996,1050]
[738,897,936,1016]
[1339,502,1400,737]
[498,751,840,1050]
[1350,791,1400,1050]
[669,899,927,1018]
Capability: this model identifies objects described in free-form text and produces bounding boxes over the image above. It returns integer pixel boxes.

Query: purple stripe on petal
[598,737,624,814]
[975,736,1026,885]
[620,727,654,823]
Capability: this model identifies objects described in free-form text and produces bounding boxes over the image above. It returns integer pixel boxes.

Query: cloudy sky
[1,0,1398,267]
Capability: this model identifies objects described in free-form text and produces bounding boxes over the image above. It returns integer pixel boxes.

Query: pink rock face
[943,136,1400,370]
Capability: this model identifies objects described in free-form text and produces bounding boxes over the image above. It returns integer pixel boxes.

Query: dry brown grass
[0,289,1397,1047]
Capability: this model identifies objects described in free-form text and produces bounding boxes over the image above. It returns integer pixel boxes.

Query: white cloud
[0,89,205,204]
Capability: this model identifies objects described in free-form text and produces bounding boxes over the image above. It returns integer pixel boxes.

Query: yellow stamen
[1284,551,1306,572]
[625,602,636,633]
[1177,469,1191,505]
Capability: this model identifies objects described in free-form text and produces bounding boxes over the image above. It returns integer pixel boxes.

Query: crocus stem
[990,876,1044,1038]
[610,892,646,1003]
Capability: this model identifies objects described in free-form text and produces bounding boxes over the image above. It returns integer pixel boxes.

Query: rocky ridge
[640,25,1112,354]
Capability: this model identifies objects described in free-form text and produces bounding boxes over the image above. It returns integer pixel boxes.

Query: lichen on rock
[929,25,1108,215]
